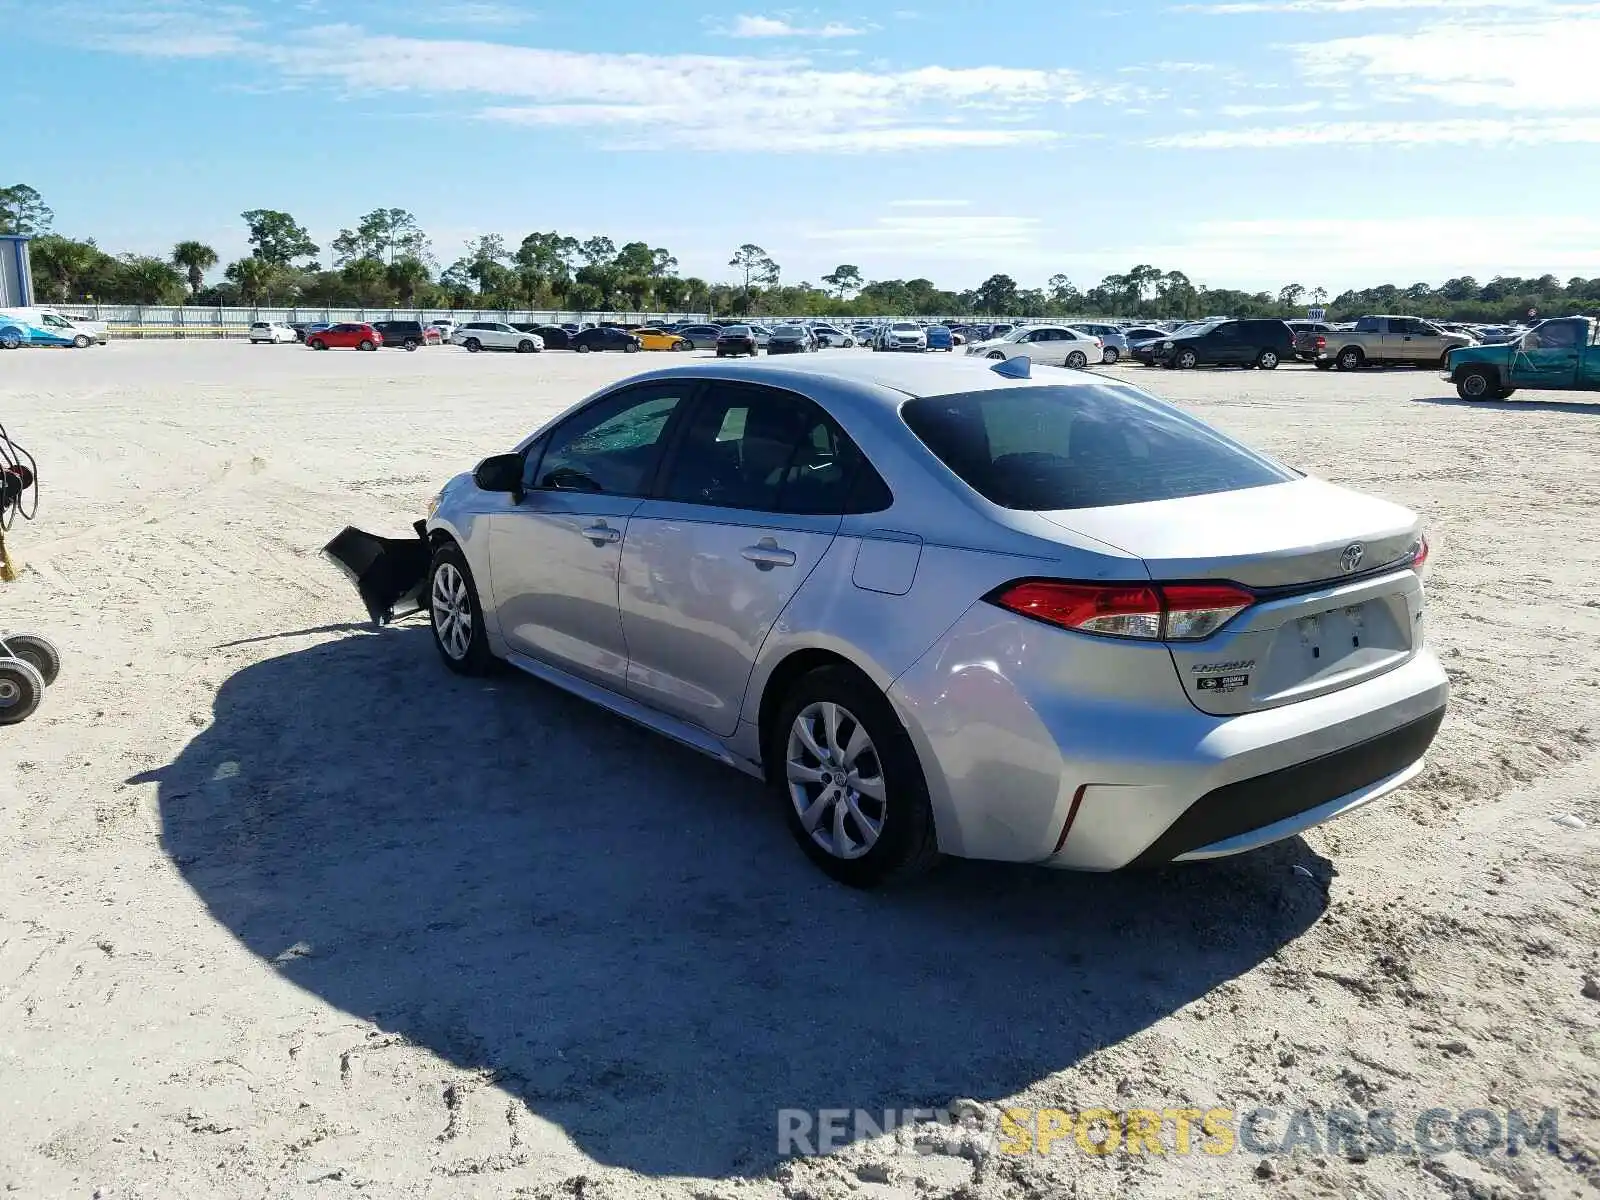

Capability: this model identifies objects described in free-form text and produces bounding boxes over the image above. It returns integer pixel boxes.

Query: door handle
[581,522,622,546]
[741,539,796,570]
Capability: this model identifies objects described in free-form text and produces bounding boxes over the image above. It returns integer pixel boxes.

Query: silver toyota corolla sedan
[406,354,1447,887]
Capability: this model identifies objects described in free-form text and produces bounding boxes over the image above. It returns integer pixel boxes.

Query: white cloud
[728,14,867,37]
[1292,11,1600,110]
[1178,0,1552,12]
[1217,100,1322,117]
[1151,115,1600,147]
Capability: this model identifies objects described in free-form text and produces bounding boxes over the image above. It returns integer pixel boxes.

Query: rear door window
[901,384,1294,511]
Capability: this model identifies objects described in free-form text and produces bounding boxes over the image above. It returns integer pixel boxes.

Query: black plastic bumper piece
[322,521,430,627]
[1128,705,1447,867]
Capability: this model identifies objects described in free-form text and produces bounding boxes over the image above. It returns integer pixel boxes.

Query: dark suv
[371,320,431,351]
[1158,318,1296,370]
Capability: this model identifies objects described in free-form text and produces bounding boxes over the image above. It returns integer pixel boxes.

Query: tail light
[989,580,1254,641]
[1315,335,1326,350]
[1411,533,1429,571]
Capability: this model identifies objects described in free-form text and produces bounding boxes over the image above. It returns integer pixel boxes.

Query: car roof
[615,352,1100,403]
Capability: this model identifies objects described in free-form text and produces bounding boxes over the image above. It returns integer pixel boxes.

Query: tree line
[4,183,1597,322]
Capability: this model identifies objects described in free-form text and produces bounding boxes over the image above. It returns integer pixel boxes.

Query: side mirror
[474,452,523,497]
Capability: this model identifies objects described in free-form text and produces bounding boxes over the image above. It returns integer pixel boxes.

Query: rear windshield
[901,384,1295,510]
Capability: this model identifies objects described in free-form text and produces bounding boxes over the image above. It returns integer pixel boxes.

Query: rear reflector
[990,579,1255,642]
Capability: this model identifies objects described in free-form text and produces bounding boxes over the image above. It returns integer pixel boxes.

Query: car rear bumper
[887,605,1450,869]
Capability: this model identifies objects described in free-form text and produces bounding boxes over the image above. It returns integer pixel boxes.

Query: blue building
[0,236,35,307]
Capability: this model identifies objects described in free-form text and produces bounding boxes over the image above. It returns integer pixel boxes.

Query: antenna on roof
[990,355,1030,379]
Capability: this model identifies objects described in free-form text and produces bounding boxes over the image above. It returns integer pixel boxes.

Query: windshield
[1167,323,1211,338]
[891,322,919,332]
[1002,327,1034,343]
[901,383,1294,511]
[722,325,751,335]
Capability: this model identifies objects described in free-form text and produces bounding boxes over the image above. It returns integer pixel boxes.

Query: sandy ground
[0,341,1596,1200]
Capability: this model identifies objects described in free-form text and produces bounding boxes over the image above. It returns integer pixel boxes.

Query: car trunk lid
[1038,479,1426,715]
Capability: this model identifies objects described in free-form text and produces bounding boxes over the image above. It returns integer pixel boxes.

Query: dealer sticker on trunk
[1196,674,1250,693]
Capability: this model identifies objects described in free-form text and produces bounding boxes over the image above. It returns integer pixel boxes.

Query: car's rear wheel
[1066,350,1089,369]
[576,343,591,354]
[624,342,640,353]
[404,338,419,351]
[1256,349,1280,370]
[1314,360,1334,371]
[0,329,23,350]
[464,338,481,353]
[0,657,44,725]
[1175,348,1199,369]
[1457,368,1496,401]
[517,339,535,353]
[1102,347,1120,364]
[1337,346,1364,371]
[428,543,495,676]
[2,633,61,686]
[772,665,939,888]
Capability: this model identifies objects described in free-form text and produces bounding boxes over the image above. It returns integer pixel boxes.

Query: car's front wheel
[1456,368,1496,401]
[1256,349,1280,369]
[576,342,591,354]
[772,665,939,888]
[359,339,376,351]
[72,334,92,349]
[428,543,495,676]
[1175,348,1199,369]
[517,339,536,353]
[464,338,482,353]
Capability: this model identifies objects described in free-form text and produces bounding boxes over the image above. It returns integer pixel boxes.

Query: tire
[464,338,482,353]
[517,340,535,353]
[1314,360,1334,371]
[1496,388,1517,400]
[0,657,45,725]
[673,340,691,351]
[358,339,376,352]
[986,350,1006,360]
[576,343,591,354]
[311,339,328,351]
[1066,350,1089,369]
[715,349,725,358]
[72,334,91,349]
[1175,348,1199,370]
[404,338,419,351]
[624,342,640,353]
[1337,346,1364,372]
[2,634,61,686]
[770,665,940,888]
[1457,368,1496,401]
[0,328,22,350]
[427,543,495,676]
[1102,347,1120,364]
[1256,349,1280,370]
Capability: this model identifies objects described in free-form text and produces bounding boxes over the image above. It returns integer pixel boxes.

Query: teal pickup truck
[1444,316,1600,400]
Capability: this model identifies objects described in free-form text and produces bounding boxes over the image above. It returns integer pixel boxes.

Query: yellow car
[633,327,694,352]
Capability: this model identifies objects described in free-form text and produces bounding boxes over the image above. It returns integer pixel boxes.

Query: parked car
[568,326,641,354]
[450,322,544,354]
[510,324,571,350]
[715,325,760,357]
[307,322,383,351]
[1445,316,1600,400]
[766,325,813,355]
[633,327,694,352]
[1153,319,1296,370]
[1070,323,1131,364]
[429,320,458,342]
[247,320,297,344]
[372,320,439,351]
[1316,316,1475,372]
[874,322,928,352]
[1123,326,1169,344]
[384,354,1447,887]
[1287,321,1335,362]
[810,323,854,348]
[966,324,1101,369]
[675,324,724,350]
[925,325,956,352]
[0,307,106,349]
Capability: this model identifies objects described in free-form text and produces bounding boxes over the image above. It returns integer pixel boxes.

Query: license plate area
[1255,598,1411,703]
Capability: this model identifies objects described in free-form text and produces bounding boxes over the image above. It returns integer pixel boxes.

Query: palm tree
[172,241,218,299]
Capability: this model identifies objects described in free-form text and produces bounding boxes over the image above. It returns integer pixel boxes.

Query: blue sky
[7,0,1599,293]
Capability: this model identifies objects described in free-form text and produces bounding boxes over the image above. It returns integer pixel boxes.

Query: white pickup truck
[1316,315,1475,371]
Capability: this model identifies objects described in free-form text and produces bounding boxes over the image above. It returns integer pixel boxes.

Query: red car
[307,323,384,351]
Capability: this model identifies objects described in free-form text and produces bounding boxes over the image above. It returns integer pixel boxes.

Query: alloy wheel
[786,702,886,860]
[431,563,473,660]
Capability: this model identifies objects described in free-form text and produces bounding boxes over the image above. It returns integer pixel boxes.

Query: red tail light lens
[1315,335,1326,349]
[991,580,1254,641]
[1411,533,1429,570]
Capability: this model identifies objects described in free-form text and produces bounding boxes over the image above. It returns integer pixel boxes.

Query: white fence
[57,305,711,338]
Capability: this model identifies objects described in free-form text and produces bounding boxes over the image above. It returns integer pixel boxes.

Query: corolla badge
[1340,543,1366,573]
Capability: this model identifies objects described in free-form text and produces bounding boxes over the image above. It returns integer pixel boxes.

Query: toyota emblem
[1340,543,1365,573]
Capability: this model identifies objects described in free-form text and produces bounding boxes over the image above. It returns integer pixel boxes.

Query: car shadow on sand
[1412,394,1600,415]
[140,624,1329,1178]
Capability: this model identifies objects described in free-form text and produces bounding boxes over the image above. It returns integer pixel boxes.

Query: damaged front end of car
[322,520,432,627]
